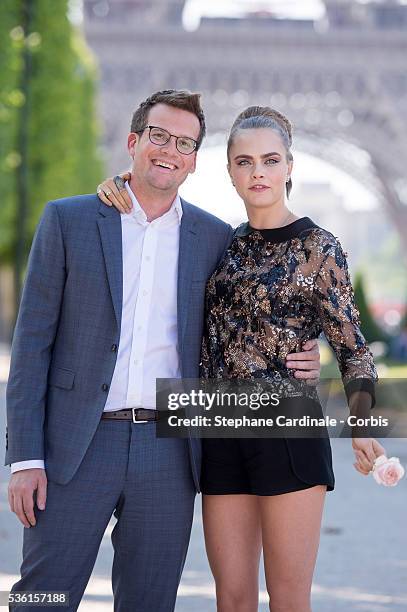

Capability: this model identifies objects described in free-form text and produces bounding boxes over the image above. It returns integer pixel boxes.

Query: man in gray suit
[6,90,320,611]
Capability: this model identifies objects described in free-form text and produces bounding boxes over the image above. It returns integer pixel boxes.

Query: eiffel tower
[83,0,407,261]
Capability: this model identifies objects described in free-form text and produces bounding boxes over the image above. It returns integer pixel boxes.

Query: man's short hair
[130,89,206,149]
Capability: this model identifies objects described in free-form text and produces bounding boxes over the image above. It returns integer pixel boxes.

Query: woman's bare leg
[203,494,262,612]
[259,485,327,612]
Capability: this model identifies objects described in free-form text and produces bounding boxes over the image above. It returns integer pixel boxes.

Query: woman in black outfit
[97,105,386,612]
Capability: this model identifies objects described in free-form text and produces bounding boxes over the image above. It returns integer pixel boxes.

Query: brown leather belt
[101,408,158,423]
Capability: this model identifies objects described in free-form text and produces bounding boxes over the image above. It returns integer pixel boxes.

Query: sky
[183,0,326,29]
[183,0,407,30]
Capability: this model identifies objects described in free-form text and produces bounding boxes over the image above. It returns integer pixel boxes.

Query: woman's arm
[313,238,377,405]
[97,172,133,214]
[313,237,385,473]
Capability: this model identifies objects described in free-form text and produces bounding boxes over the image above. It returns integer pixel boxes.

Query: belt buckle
[132,408,148,424]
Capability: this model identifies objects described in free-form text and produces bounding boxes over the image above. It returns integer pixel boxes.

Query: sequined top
[201,217,377,404]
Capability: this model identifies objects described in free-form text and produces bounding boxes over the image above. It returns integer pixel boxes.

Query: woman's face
[228,128,293,212]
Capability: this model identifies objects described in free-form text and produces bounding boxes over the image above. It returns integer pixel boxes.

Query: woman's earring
[286,176,290,183]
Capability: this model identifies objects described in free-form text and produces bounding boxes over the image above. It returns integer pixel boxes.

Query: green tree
[353,272,389,344]
[0,0,21,260]
[0,0,103,314]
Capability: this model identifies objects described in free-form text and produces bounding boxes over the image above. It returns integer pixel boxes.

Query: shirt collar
[234,217,317,244]
[125,181,183,224]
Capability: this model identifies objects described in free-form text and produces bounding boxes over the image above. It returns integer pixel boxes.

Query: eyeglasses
[137,125,198,155]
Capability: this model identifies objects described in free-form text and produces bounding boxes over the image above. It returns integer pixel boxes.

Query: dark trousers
[11,420,196,611]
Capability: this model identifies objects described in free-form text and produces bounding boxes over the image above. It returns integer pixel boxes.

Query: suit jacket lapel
[97,203,123,329]
[177,201,198,354]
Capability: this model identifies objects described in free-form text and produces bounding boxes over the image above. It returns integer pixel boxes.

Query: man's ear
[128,133,139,159]
[188,152,197,174]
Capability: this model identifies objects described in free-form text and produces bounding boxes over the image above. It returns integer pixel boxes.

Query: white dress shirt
[11,183,182,473]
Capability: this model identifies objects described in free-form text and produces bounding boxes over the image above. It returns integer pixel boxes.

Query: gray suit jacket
[5,194,233,490]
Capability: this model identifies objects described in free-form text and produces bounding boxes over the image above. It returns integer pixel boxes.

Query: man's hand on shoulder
[285,338,321,385]
[8,468,47,528]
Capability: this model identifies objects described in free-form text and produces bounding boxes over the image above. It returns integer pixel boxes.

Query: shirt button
[111,344,118,352]
[101,383,109,392]
[145,255,151,261]
[143,290,148,296]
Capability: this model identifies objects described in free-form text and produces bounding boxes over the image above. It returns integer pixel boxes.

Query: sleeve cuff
[11,460,45,473]
[344,378,376,409]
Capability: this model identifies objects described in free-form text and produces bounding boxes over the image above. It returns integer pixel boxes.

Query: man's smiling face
[128,103,200,196]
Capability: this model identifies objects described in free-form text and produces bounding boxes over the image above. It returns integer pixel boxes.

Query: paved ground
[1,352,406,611]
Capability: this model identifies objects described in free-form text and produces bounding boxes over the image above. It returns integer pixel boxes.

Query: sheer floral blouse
[201,217,377,406]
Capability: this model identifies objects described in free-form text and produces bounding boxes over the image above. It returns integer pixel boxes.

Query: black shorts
[201,437,335,496]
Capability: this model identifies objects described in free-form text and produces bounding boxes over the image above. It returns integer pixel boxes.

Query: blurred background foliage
[0,0,103,313]
[353,273,390,345]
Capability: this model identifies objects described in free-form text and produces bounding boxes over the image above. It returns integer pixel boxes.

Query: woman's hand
[97,172,133,214]
[352,437,386,476]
